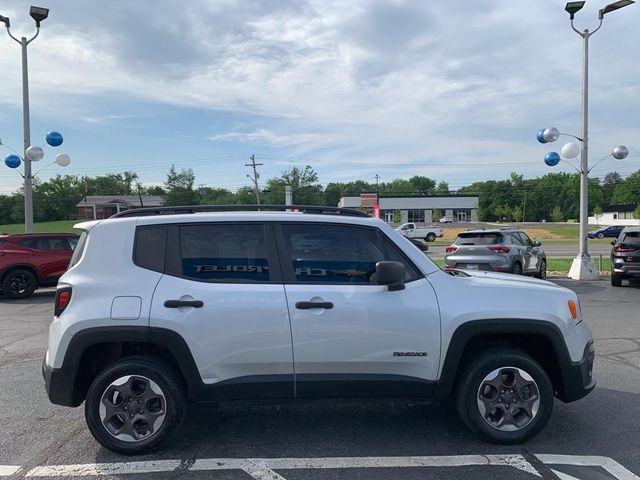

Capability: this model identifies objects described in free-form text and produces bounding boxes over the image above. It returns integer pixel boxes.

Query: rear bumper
[42,354,81,407]
[556,340,596,403]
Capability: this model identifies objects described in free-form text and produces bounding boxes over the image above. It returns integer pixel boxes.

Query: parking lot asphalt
[0,280,638,480]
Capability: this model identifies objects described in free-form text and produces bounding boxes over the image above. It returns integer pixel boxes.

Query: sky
[0,0,638,195]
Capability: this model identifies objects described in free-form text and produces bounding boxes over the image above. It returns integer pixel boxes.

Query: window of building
[407,210,425,223]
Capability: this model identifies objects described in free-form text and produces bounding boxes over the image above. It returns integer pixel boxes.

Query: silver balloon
[55,153,71,167]
[543,127,560,143]
[25,145,44,162]
[612,145,629,160]
[561,142,580,159]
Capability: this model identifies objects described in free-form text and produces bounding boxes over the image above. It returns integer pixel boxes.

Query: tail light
[54,287,72,317]
[489,246,511,253]
[613,245,635,253]
[445,246,458,253]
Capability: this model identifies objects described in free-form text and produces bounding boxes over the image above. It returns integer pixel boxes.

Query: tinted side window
[517,232,533,246]
[380,236,422,282]
[18,237,68,250]
[179,224,270,282]
[68,232,88,268]
[68,237,79,251]
[510,233,524,246]
[281,224,383,284]
[134,226,167,273]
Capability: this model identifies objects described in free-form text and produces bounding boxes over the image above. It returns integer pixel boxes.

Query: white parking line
[25,460,181,477]
[14,454,639,479]
[0,466,21,477]
[536,455,640,480]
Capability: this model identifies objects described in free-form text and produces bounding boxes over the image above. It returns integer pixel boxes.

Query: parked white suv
[43,205,595,454]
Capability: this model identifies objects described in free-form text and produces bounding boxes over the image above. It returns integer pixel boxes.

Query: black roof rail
[110,204,370,219]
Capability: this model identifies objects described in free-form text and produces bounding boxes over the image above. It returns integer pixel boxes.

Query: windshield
[454,232,504,246]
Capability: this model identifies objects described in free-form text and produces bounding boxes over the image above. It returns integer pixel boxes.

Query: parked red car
[0,233,79,299]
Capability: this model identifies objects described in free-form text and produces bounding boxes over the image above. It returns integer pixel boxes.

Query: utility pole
[522,190,527,223]
[374,174,380,193]
[245,154,263,205]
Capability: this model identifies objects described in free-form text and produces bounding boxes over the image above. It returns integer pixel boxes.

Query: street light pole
[1,6,49,233]
[21,35,34,233]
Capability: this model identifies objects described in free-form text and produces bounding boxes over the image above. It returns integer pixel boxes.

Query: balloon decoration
[4,154,21,169]
[55,153,71,167]
[45,131,63,147]
[25,145,44,162]
[612,145,629,160]
[544,152,561,167]
[560,142,580,159]
[542,127,560,143]
[536,129,547,144]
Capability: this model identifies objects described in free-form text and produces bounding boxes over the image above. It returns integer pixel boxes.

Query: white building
[339,194,479,224]
[588,204,639,226]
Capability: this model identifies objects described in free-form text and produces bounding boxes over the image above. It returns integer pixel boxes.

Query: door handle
[295,301,334,310]
[164,299,204,308]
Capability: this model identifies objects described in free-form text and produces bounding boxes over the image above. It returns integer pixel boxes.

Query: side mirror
[375,261,405,291]
[611,240,616,245]
[533,240,541,247]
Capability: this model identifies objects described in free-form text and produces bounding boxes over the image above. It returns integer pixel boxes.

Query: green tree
[234,186,258,204]
[409,176,436,195]
[550,205,564,222]
[263,166,324,205]
[85,172,138,196]
[197,187,235,205]
[164,165,196,206]
[34,175,83,220]
[592,205,604,225]
[435,181,449,195]
[634,205,640,225]
[611,169,640,205]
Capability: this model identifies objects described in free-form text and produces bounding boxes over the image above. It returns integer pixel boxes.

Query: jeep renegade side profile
[43,206,595,454]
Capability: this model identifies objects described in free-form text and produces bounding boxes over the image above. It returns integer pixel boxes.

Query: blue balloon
[46,131,63,147]
[4,154,22,169]
[544,152,561,167]
[537,129,548,144]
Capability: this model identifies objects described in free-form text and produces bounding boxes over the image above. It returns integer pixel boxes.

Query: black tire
[597,233,604,239]
[511,263,523,275]
[536,260,547,280]
[611,274,622,287]
[2,269,37,299]
[455,348,554,444]
[426,233,436,242]
[85,357,186,454]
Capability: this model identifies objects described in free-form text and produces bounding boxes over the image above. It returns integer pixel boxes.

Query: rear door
[149,222,294,400]
[18,236,72,280]
[277,222,441,399]
[516,232,539,273]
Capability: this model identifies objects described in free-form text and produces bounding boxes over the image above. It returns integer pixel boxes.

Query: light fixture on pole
[536,0,634,280]
[1,5,50,233]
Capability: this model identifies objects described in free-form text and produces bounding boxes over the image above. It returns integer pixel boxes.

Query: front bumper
[556,340,596,403]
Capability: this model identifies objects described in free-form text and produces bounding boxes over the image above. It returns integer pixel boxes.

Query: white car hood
[456,269,564,290]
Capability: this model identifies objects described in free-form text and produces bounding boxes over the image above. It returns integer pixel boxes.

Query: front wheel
[426,233,436,242]
[536,260,547,280]
[611,274,622,287]
[597,233,604,239]
[455,349,554,444]
[85,357,186,454]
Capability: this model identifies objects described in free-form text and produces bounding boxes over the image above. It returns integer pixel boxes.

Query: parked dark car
[610,227,640,287]
[0,233,79,299]
[588,225,625,239]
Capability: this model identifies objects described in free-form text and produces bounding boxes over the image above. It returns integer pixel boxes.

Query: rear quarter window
[134,226,167,273]
[68,232,88,268]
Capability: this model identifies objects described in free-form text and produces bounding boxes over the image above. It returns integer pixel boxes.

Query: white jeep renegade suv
[43,205,595,454]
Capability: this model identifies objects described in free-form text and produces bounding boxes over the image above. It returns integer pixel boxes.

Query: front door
[276,222,441,399]
[149,222,294,399]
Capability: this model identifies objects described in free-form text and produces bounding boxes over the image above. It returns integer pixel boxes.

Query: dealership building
[339,194,480,224]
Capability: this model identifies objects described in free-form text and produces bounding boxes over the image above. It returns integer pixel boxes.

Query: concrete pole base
[568,256,599,280]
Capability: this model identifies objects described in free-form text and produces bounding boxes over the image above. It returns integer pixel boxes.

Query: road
[0,280,638,479]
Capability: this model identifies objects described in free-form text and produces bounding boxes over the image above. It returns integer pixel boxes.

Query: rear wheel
[426,233,436,242]
[455,348,553,444]
[2,269,37,299]
[611,274,623,287]
[85,357,186,454]
[511,263,523,275]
